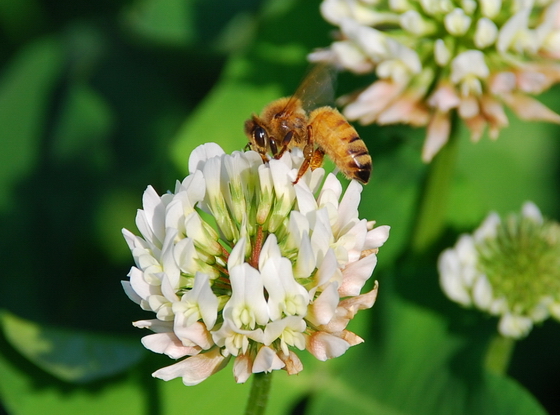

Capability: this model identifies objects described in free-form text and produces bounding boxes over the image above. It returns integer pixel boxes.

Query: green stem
[484,334,516,375]
[245,372,273,415]
[411,119,460,253]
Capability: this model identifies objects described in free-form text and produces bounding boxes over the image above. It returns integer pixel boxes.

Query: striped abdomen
[309,107,372,184]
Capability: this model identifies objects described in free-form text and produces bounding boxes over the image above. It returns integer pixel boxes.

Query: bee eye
[253,125,268,147]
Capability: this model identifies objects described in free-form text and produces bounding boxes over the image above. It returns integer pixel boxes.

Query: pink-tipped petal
[480,95,509,136]
[174,320,214,350]
[339,330,364,346]
[141,332,200,359]
[464,114,487,142]
[339,253,378,297]
[377,93,430,126]
[338,283,379,316]
[503,93,560,123]
[428,82,461,112]
[306,332,351,361]
[233,354,252,384]
[343,80,404,124]
[307,282,340,326]
[152,348,228,385]
[252,346,285,373]
[279,351,304,375]
[423,111,451,162]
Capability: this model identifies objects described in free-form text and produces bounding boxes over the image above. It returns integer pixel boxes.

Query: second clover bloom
[122,143,390,385]
[311,0,560,161]
[438,202,560,339]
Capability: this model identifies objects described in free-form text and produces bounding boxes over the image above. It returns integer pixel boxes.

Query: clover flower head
[122,143,390,385]
[438,201,560,338]
[311,0,560,161]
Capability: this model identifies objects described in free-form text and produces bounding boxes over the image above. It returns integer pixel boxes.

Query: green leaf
[307,279,548,415]
[170,55,285,174]
[121,0,198,47]
[449,114,560,229]
[158,363,314,415]
[169,0,333,174]
[153,339,325,414]
[50,83,113,168]
[120,0,263,51]
[360,129,426,263]
[0,0,45,42]
[0,311,145,383]
[0,36,64,213]
[0,345,146,415]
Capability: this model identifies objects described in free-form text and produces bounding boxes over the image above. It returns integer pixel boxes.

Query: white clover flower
[122,143,390,385]
[311,0,560,161]
[438,201,560,339]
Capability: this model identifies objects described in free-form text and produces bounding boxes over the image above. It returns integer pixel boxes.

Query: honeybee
[244,64,372,184]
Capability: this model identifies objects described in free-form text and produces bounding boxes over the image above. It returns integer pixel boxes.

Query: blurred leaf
[121,0,198,47]
[51,83,113,168]
[121,0,262,51]
[0,0,45,42]
[0,311,145,383]
[158,361,314,415]
[360,131,426,264]
[170,55,284,173]
[449,116,560,229]
[94,187,143,262]
[0,345,146,415]
[0,36,64,213]
[170,0,332,174]
[307,289,547,415]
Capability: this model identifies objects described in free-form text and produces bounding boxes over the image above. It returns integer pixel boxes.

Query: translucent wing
[282,63,338,114]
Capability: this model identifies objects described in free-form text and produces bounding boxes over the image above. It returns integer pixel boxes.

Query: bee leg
[310,147,325,170]
[293,125,315,184]
[274,131,294,159]
[245,141,270,164]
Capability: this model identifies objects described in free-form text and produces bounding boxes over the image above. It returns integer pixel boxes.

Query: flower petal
[307,282,340,326]
[522,201,543,224]
[339,253,377,296]
[233,354,252,383]
[306,332,350,361]
[188,143,225,174]
[153,348,229,385]
[498,313,533,339]
[364,225,391,250]
[278,351,304,375]
[438,249,472,306]
[502,92,560,123]
[141,332,200,359]
[252,346,285,373]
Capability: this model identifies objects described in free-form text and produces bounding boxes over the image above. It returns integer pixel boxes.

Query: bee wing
[282,63,338,114]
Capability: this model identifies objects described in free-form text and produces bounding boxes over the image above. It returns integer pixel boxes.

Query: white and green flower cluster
[438,202,560,338]
[122,143,389,385]
[312,0,560,161]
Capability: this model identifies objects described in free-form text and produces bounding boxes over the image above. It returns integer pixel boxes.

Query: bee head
[245,116,280,157]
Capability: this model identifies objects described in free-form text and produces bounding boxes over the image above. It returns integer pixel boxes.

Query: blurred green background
[0,0,559,414]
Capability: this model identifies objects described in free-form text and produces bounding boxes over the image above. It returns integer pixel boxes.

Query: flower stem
[245,372,273,415]
[411,119,460,253]
[484,334,516,375]
[250,226,265,269]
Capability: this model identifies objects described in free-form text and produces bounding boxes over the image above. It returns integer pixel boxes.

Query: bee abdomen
[348,152,372,184]
[309,107,373,184]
